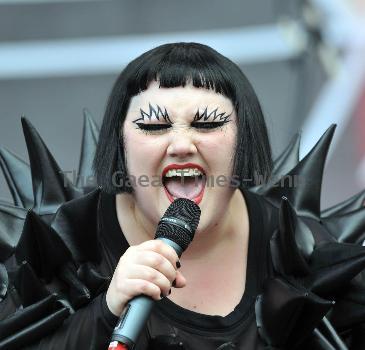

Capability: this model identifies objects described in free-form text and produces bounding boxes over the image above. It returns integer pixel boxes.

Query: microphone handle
[109,238,183,349]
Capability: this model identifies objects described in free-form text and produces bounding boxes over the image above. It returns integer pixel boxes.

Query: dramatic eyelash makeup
[132,104,232,132]
[132,103,172,124]
[191,107,232,129]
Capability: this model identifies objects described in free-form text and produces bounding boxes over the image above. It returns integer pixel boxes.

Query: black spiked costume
[1,114,365,350]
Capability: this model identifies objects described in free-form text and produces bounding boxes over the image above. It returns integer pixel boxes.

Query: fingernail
[168,289,171,295]
[172,279,176,287]
[176,260,181,269]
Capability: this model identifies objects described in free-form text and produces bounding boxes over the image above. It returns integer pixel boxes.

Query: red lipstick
[162,163,205,177]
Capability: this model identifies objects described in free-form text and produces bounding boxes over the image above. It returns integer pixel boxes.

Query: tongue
[164,177,205,199]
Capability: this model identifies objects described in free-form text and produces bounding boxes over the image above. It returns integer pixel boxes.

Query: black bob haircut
[93,42,273,193]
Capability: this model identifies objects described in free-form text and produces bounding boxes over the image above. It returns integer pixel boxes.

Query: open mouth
[162,165,206,204]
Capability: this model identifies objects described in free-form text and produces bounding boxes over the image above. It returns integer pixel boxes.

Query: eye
[135,123,172,132]
[191,121,228,130]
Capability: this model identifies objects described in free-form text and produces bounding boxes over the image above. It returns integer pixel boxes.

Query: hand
[106,239,186,316]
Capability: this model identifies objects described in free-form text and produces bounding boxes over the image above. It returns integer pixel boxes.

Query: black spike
[305,242,365,296]
[270,198,313,277]
[262,125,336,219]
[0,147,33,208]
[250,132,301,194]
[51,188,101,263]
[15,210,71,282]
[0,202,27,259]
[21,118,82,215]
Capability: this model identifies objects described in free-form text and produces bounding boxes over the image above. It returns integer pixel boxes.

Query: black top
[101,187,273,349]
[25,189,274,350]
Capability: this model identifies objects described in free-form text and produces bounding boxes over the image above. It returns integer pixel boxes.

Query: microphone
[108,198,201,350]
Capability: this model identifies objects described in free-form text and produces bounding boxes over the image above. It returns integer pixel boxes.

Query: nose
[166,131,197,159]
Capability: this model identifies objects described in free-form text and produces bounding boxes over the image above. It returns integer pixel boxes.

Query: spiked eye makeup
[132,103,173,124]
[132,104,232,132]
[191,107,232,130]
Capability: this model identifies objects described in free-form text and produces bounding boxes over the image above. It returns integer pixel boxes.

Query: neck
[115,193,155,247]
[181,189,248,261]
[115,189,249,260]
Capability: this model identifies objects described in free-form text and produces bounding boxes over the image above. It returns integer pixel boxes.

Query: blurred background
[0,0,364,209]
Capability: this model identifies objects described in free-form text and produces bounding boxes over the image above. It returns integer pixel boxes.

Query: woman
[94,42,273,348]
[1,42,365,350]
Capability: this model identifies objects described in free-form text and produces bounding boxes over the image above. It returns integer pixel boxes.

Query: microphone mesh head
[155,198,201,251]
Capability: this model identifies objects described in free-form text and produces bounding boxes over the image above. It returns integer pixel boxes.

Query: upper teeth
[164,168,203,177]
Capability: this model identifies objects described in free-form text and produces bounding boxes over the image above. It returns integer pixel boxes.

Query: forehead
[127,81,234,116]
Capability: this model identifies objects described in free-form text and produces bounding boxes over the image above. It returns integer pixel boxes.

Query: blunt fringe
[93,42,273,193]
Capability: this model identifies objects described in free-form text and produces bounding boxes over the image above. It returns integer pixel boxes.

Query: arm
[25,293,118,350]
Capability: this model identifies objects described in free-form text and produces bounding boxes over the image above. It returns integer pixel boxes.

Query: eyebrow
[132,103,172,124]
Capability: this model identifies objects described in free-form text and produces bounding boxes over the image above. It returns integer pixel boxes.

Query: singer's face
[122,81,237,232]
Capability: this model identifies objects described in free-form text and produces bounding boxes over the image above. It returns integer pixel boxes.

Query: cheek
[197,131,236,166]
[124,131,167,175]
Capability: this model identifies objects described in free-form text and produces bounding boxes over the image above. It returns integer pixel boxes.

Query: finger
[128,264,172,296]
[133,250,177,283]
[137,240,180,269]
[124,279,163,301]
